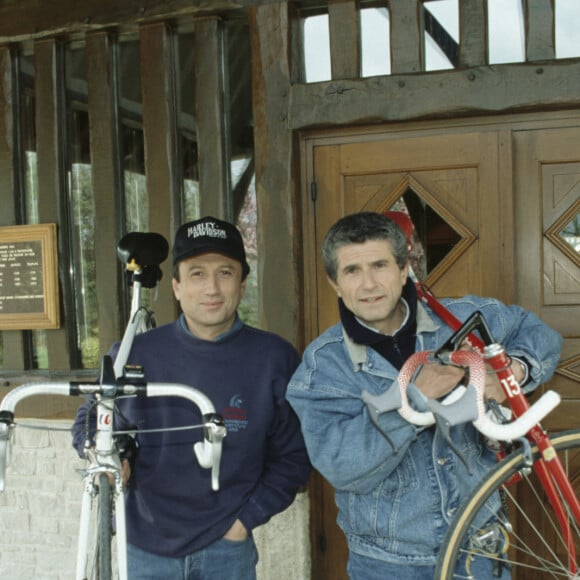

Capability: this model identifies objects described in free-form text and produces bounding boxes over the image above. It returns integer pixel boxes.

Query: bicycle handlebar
[362,348,560,442]
[145,384,226,490]
[0,381,226,492]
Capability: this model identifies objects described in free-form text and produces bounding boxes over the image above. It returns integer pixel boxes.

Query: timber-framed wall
[1,2,580,579]
[2,0,579,379]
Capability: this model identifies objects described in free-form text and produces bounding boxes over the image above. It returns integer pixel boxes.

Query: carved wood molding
[557,354,580,383]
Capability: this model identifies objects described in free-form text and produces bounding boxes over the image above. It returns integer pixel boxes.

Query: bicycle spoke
[501,483,567,569]
[436,430,580,580]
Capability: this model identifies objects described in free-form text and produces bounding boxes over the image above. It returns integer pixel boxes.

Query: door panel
[302,120,580,579]
[514,128,580,428]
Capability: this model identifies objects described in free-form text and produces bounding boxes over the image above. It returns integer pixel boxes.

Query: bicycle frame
[416,281,580,576]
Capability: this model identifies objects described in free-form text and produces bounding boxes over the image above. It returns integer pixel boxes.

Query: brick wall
[0,419,310,579]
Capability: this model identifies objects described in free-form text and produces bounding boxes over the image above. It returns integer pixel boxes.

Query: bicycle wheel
[97,473,113,580]
[436,429,580,579]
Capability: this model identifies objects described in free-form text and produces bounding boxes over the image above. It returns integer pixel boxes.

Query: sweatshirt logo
[222,394,248,432]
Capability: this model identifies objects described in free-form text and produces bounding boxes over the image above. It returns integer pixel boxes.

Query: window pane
[236,179,259,327]
[119,40,147,232]
[123,125,147,231]
[66,45,99,368]
[20,54,38,224]
[176,31,199,222]
[556,0,580,58]
[226,20,258,326]
[19,51,48,369]
[389,189,461,281]
[303,13,331,83]
[488,0,525,64]
[227,21,254,209]
[361,7,390,77]
[561,213,580,254]
[424,0,458,71]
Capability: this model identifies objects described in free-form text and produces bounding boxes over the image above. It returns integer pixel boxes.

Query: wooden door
[512,127,580,577]
[300,120,580,579]
[513,127,580,430]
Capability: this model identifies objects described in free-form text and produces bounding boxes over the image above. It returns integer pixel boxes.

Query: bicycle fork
[76,469,128,580]
[76,395,128,580]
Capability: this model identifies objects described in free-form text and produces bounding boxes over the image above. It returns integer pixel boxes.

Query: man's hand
[223,519,248,541]
[414,350,527,404]
[105,459,131,488]
[482,368,506,402]
[413,363,466,400]
[483,357,527,403]
[121,459,131,487]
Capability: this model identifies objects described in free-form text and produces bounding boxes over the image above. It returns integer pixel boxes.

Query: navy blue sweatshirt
[72,317,311,557]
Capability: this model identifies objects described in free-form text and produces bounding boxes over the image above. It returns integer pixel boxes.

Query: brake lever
[0,412,14,492]
[427,387,481,475]
[193,414,227,491]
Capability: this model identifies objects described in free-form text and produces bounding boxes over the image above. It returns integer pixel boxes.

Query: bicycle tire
[436,429,580,579]
[98,473,113,580]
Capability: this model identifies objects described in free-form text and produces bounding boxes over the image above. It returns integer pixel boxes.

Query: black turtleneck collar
[339,278,418,370]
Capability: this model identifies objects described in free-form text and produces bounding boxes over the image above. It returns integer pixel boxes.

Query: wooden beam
[525,0,555,61]
[0,0,267,43]
[249,3,302,344]
[289,60,580,128]
[458,0,486,67]
[139,22,179,325]
[194,16,231,220]
[328,0,360,80]
[34,38,73,370]
[0,47,26,371]
[389,0,422,73]
[86,32,123,356]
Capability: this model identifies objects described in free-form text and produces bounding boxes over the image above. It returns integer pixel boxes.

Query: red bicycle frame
[416,281,580,573]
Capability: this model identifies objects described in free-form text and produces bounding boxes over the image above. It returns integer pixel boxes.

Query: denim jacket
[287,296,562,565]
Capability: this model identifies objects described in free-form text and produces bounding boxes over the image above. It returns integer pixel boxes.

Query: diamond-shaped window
[388,188,461,280]
[546,201,580,267]
[560,213,580,255]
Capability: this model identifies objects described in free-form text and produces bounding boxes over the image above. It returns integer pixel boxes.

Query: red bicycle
[379,210,580,578]
[419,284,580,579]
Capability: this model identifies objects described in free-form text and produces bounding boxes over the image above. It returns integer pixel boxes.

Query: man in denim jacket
[286,211,562,579]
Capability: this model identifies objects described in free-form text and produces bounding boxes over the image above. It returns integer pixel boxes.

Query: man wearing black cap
[171,217,251,341]
[73,216,311,579]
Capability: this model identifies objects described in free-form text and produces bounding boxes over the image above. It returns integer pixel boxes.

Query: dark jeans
[347,550,511,579]
[127,536,258,580]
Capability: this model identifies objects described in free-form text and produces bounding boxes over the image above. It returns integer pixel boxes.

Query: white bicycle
[0,232,227,580]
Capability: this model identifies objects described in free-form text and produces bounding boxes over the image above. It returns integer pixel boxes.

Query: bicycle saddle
[117,232,169,268]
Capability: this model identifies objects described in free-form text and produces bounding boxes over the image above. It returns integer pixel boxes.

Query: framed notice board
[0,223,60,330]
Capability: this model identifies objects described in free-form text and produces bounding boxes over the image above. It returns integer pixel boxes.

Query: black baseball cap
[172,216,250,279]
